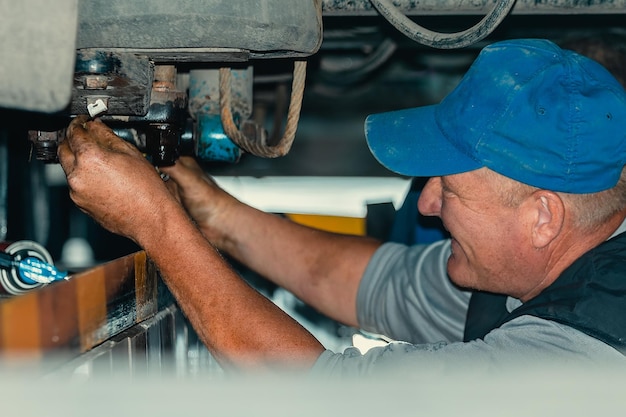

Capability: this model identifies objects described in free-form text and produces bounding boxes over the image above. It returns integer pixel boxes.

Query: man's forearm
[140,205,325,370]
[201,201,382,327]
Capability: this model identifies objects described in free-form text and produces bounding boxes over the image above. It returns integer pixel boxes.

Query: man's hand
[161,156,239,246]
[58,116,178,244]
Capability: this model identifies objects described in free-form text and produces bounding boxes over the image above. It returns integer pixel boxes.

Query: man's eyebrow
[440,176,454,192]
[441,174,470,197]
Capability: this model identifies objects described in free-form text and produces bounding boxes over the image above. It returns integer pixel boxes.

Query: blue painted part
[196,114,242,163]
[18,257,68,285]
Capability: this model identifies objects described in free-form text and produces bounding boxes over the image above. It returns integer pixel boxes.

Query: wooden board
[0,251,166,359]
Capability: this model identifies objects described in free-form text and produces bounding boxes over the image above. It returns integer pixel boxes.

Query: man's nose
[417,177,443,217]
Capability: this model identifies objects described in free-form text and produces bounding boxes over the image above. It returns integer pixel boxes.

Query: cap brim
[365,105,482,177]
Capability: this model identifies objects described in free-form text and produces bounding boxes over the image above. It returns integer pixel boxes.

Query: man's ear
[528,190,565,249]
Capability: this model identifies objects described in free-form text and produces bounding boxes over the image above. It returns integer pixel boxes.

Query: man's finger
[160,157,196,183]
[70,114,90,128]
[67,115,90,132]
[88,119,143,154]
[161,156,205,180]
[64,115,103,158]
[66,116,135,155]
[57,139,75,176]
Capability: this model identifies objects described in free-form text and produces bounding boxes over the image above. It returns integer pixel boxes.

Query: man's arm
[161,157,382,327]
[141,203,325,370]
[58,116,324,370]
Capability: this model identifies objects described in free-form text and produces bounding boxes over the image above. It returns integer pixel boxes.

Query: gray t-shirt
[311,222,626,376]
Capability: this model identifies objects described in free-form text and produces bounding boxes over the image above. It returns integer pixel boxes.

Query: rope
[219,60,307,158]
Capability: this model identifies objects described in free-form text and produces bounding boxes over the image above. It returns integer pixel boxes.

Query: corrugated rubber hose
[370,0,518,49]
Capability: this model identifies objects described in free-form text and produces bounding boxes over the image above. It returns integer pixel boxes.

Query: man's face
[417,168,540,299]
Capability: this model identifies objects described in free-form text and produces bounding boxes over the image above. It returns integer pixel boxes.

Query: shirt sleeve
[310,316,624,377]
[356,240,471,344]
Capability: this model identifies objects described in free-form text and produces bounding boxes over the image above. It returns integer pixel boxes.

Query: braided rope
[219,60,307,158]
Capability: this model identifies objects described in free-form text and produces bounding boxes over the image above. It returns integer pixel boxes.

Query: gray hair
[483,167,626,232]
[559,167,626,231]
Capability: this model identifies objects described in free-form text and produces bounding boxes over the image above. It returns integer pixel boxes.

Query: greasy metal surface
[132,49,250,63]
[321,0,626,14]
[0,251,166,358]
[145,123,181,166]
[196,114,242,163]
[28,130,63,162]
[71,51,154,116]
[76,0,323,57]
[189,67,253,119]
[102,65,187,124]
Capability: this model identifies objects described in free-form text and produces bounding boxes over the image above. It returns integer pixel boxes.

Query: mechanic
[58,39,626,375]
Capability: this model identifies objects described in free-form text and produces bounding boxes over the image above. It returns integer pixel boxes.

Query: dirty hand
[160,156,238,244]
[58,116,179,244]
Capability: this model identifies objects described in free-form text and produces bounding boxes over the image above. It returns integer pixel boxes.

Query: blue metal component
[0,241,63,296]
[17,257,68,285]
[196,114,242,163]
[188,67,253,163]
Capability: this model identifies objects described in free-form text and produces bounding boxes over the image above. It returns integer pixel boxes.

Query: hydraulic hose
[370,0,518,49]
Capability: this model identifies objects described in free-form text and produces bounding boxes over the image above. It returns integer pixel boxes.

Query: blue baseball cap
[365,39,626,193]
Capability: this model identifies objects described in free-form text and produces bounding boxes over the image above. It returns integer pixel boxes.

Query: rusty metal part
[71,64,189,166]
[189,67,253,120]
[152,65,178,92]
[112,65,188,166]
[28,130,64,163]
[82,74,109,90]
[72,51,154,116]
